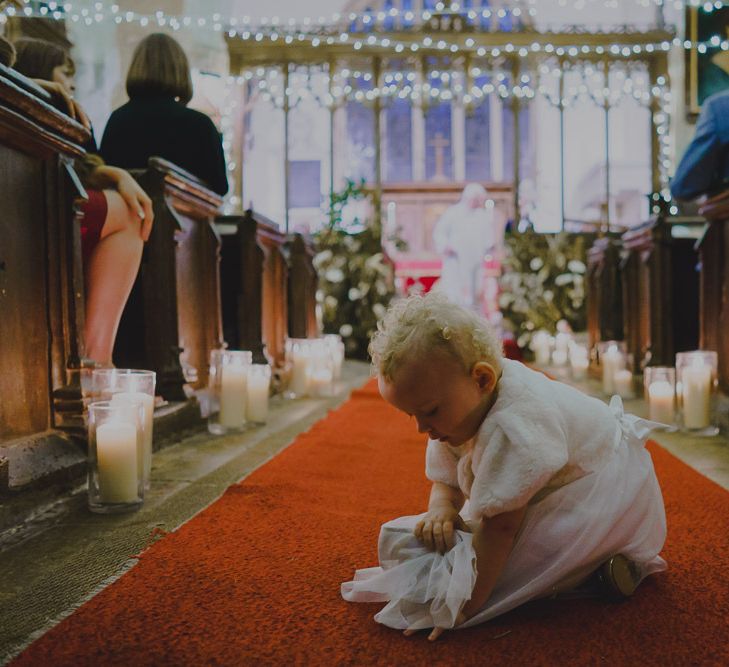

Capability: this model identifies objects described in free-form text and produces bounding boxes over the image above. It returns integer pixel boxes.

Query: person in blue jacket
[671,89,729,200]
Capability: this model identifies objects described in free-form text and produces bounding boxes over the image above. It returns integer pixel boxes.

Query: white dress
[432,204,496,310]
[341,359,667,630]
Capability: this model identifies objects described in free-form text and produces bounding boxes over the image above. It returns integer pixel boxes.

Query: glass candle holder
[92,369,156,490]
[569,344,590,381]
[246,363,271,424]
[324,334,345,381]
[554,332,573,355]
[597,341,627,396]
[87,401,144,514]
[308,340,335,398]
[644,366,676,426]
[208,350,252,434]
[531,331,552,366]
[285,338,314,398]
[676,351,718,436]
[613,353,635,399]
[551,348,568,368]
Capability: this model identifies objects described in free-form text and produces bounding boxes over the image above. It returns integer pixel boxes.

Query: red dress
[78,189,107,265]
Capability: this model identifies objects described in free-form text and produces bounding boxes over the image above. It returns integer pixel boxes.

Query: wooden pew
[286,233,319,340]
[217,210,289,376]
[0,65,89,492]
[698,188,729,392]
[620,218,701,371]
[586,234,624,354]
[114,157,224,401]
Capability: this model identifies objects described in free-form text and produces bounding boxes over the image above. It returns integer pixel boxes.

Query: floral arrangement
[313,179,405,359]
[498,230,591,352]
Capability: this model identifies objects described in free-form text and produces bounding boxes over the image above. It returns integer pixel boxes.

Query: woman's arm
[92,165,154,240]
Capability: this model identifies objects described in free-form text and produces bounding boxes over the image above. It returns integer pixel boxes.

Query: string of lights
[2,2,728,57]
[233,60,658,112]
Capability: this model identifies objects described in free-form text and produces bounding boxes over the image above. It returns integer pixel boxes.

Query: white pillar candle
[308,367,333,397]
[111,391,154,484]
[96,421,138,504]
[290,349,311,396]
[602,347,623,395]
[613,369,634,399]
[555,333,572,354]
[682,363,712,429]
[246,370,270,423]
[552,349,568,367]
[331,344,345,380]
[219,364,248,428]
[648,380,675,424]
[534,345,550,365]
[532,332,552,366]
[570,356,589,380]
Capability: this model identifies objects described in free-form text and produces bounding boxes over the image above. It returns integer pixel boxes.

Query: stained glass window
[385,99,412,182]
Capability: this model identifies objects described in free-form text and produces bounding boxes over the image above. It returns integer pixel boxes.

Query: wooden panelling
[0,65,87,440]
[218,210,288,372]
[114,158,223,400]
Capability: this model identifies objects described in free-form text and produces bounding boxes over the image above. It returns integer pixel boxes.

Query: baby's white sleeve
[425,439,460,488]
[469,424,568,518]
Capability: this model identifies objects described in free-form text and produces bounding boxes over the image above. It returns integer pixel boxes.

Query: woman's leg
[84,190,144,364]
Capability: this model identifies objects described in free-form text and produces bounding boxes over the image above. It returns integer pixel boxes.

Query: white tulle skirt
[341,398,668,631]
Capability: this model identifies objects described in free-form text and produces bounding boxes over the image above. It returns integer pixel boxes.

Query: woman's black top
[100,94,228,196]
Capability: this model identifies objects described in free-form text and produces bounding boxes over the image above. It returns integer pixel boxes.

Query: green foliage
[313,179,403,360]
[498,230,590,351]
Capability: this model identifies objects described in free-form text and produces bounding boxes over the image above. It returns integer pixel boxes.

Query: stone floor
[1,359,727,664]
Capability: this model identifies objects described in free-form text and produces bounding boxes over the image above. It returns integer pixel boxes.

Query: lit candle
[552,349,568,367]
[613,369,634,399]
[96,421,138,504]
[570,355,589,380]
[331,342,345,380]
[682,361,712,429]
[532,332,551,366]
[290,344,311,396]
[308,367,333,397]
[323,335,345,381]
[648,380,674,424]
[602,346,623,395]
[219,364,247,428]
[555,332,572,354]
[246,366,270,423]
[111,391,154,485]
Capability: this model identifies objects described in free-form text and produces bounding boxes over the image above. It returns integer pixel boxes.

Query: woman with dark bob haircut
[12,36,154,367]
[101,33,228,196]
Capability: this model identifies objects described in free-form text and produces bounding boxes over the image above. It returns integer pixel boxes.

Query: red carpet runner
[13,381,729,666]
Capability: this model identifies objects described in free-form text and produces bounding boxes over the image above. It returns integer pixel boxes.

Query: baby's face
[378,352,498,447]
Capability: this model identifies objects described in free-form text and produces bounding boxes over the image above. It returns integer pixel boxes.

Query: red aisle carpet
[13,381,729,666]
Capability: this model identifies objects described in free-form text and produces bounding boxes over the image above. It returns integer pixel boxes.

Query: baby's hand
[414,507,466,554]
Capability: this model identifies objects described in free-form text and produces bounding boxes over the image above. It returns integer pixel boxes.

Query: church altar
[380,181,510,315]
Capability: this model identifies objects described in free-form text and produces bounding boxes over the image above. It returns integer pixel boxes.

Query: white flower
[529,257,543,271]
[325,268,345,283]
[373,303,386,318]
[348,288,361,301]
[554,273,573,286]
[568,259,586,274]
[339,324,353,337]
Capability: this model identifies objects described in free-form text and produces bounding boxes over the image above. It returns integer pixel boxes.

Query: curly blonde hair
[369,292,503,381]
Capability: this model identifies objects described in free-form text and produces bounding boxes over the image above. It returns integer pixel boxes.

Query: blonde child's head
[369,292,503,383]
[370,292,503,446]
